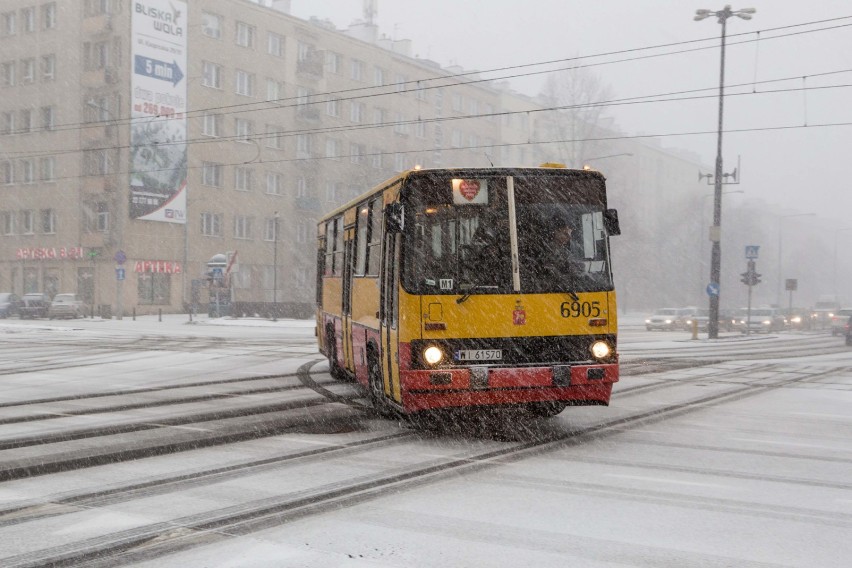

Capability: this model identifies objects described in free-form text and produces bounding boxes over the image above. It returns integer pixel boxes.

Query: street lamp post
[272,211,279,321]
[694,5,756,338]
[777,213,815,307]
[86,99,124,319]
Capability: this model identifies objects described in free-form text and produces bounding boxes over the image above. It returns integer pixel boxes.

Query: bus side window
[324,220,335,276]
[355,205,369,276]
[366,197,382,276]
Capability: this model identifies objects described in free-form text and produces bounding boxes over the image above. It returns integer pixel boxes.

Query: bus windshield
[402,171,614,295]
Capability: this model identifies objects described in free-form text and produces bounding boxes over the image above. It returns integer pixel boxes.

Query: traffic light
[740,271,761,286]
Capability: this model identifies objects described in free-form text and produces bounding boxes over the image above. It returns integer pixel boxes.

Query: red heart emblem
[459,179,480,201]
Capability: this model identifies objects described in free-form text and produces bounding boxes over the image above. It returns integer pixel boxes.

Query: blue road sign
[706,282,720,297]
[745,245,760,259]
[116,268,126,281]
[114,250,126,264]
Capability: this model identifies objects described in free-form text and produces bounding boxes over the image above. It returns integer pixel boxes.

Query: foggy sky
[291,0,852,217]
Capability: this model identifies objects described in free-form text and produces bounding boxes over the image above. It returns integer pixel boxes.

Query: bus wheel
[526,401,568,418]
[326,328,345,380]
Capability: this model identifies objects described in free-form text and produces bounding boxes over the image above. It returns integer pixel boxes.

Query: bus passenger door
[342,230,355,374]
[380,233,401,402]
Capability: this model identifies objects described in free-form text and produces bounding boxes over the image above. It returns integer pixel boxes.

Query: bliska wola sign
[135,2,184,37]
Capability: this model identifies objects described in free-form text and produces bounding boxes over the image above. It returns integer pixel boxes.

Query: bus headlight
[423,346,444,365]
[590,341,612,360]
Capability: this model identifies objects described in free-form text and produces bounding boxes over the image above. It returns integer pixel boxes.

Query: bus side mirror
[604,209,621,236]
[386,202,405,233]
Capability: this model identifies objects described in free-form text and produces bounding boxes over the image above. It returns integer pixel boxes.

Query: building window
[83,41,109,69]
[373,108,385,125]
[41,106,55,131]
[1,211,13,235]
[395,74,407,93]
[394,153,406,172]
[235,21,255,48]
[350,102,363,123]
[325,138,341,160]
[41,54,55,81]
[83,149,109,175]
[265,125,283,149]
[201,61,222,88]
[264,217,277,241]
[266,78,282,102]
[20,109,33,133]
[373,66,384,86]
[1,160,12,184]
[40,156,55,181]
[235,69,255,96]
[452,93,463,112]
[266,172,283,195]
[326,98,340,117]
[201,162,223,187]
[415,121,426,139]
[21,210,35,234]
[296,177,307,198]
[21,58,35,84]
[1,111,14,135]
[1,12,16,37]
[19,159,34,183]
[371,149,383,169]
[268,32,285,56]
[234,166,253,191]
[350,59,364,81]
[234,215,253,239]
[202,113,221,137]
[138,272,171,305]
[41,3,56,30]
[235,118,252,142]
[394,113,408,135]
[296,220,308,243]
[350,143,364,165]
[201,12,222,39]
[41,209,56,234]
[201,212,222,236]
[296,134,311,158]
[2,61,15,87]
[326,51,341,74]
[22,7,35,33]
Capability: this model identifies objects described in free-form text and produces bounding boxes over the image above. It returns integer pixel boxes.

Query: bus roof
[317,166,607,224]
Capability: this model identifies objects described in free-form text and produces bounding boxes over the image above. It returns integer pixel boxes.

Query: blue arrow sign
[134,55,184,86]
[706,282,720,297]
[116,268,126,281]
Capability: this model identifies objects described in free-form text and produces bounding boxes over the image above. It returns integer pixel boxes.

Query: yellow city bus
[317,165,621,416]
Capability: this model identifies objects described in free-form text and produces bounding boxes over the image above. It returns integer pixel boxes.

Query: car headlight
[762,320,771,325]
[590,341,612,360]
[791,316,801,323]
[645,319,651,323]
[423,346,444,365]
[664,319,672,324]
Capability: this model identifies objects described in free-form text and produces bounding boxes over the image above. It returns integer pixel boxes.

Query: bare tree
[538,63,615,167]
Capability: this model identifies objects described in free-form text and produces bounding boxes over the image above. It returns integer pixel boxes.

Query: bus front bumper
[399,363,618,412]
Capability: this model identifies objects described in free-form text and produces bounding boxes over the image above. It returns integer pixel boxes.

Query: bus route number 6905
[560,300,601,318]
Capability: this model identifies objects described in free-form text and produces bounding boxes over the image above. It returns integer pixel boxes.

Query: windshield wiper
[456,284,499,304]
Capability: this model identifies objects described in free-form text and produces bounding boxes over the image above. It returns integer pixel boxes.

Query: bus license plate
[455,349,502,361]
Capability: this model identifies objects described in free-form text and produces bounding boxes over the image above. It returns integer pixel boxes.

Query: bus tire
[326,327,346,380]
[526,401,568,418]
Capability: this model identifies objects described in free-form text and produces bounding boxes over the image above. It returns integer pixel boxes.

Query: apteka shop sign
[134,260,182,274]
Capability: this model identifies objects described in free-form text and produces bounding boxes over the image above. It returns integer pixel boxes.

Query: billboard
[130,0,187,223]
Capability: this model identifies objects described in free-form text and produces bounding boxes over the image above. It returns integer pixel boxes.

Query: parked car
[646,307,693,331]
[829,308,852,335]
[846,316,852,346]
[48,293,88,319]
[19,293,51,319]
[735,307,786,334]
[0,293,21,318]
